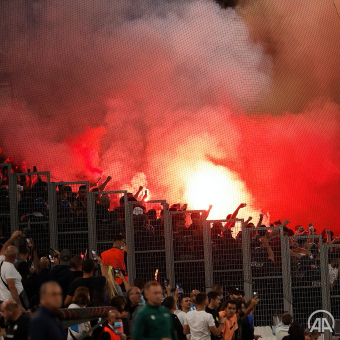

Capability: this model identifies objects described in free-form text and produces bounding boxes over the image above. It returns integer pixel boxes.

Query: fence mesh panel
[289,235,323,328]
[170,210,206,294]
[55,182,90,257]
[16,172,50,257]
[0,163,11,238]
[210,220,244,295]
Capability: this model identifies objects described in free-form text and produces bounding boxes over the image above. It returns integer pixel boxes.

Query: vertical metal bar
[125,199,136,284]
[164,204,175,287]
[320,242,331,340]
[8,166,18,233]
[87,189,96,256]
[48,182,58,249]
[242,220,252,300]
[280,228,293,314]
[202,214,213,291]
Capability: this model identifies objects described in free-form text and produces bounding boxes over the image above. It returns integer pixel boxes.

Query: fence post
[164,204,175,287]
[241,220,252,300]
[8,168,18,233]
[48,182,58,249]
[125,200,136,284]
[280,228,293,314]
[320,242,331,340]
[202,214,213,291]
[87,191,96,258]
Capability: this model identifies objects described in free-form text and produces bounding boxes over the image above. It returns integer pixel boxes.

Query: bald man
[29,281,66,340]
[0,299,30,339]
[99,309,126,340]
[0,230,25,311]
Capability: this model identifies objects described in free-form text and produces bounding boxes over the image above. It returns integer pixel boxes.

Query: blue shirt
[29,306,66,340]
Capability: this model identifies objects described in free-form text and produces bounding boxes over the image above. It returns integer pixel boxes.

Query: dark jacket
[48,266,74,301]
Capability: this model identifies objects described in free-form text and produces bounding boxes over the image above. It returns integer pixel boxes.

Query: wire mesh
[289,234,323,328]
[0,163,11,239]
[95,190,127,254]
[133,200,167,282]
[327,243,340,321]
[170,210,206,294]
[246,226,285,327]
[55,182,90,257]
[209,220,244,295]
[15,171,50,257]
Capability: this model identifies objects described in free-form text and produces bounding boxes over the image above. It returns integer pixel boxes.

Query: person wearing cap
[229,288,244,302]
[48,249,74,304]
[101,235,129,289]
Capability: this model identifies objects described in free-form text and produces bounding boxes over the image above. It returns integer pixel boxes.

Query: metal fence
[0,173,337,336]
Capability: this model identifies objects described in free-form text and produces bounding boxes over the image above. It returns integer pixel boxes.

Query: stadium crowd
[0,154,339,340]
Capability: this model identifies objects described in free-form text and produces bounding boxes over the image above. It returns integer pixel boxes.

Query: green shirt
[133,303,175,340]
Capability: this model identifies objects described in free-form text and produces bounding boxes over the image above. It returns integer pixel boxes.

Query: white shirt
[177,311,191,340]
[329,264,338,284]
[275,325,289,340]
[184,310,215,340]
[67,304,90,340]
[0,255,24,301]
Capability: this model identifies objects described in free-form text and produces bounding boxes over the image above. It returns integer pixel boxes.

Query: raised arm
[260,237,275,262]
[256,214,264,228]
[0,230,21,256]
[134,186,143,199]
[98,176,112,192]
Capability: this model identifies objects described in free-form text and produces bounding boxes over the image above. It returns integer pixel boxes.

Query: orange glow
[184,161,252,220]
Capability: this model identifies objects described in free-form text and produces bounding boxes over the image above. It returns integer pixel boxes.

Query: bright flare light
[184,161,252,220]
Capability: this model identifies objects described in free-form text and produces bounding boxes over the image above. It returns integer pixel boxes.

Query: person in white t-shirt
[0,230,24,311]
[176,296,192,340]
[184,293,225,340]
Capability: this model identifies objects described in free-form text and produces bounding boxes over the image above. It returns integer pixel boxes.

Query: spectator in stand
[225,204,247,228]
[101,235,129,290]
[70,255,83,280]
[48,249,74,303]
[0,298,30,340]
[189,289,200,311]
[67,286,91,340]
[71,185,87,217]
[29,281,66,340]
[184,292,225,340]
[125,286,143,336]
[282,322,305,340]
[163,296,187,340]
[0,231,25,311]
[219,300,238,340]
[206,291,222,340]
[273,313,293,340]
[64,259,106,306]
[98,309,126,340]
[133,281,174,340]
[329,253,340,290]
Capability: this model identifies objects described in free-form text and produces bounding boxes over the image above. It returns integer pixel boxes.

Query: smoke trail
[0,0,339,230]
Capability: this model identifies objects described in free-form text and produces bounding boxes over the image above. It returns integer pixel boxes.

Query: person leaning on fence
[101,235,129,289]
[29,281,67,340]
[0,230,26,311]
[133,281,174,340]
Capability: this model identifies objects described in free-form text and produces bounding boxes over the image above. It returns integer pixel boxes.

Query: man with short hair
[273,313,293,340]
[99,309,126,340]
[176,295,192,325]
[0,230,25,311]
[48,249,74,302]
[64,258,106,306]
[229,288,244,302]
[1,299,30,339]
[125,286,143,336]
[189,289,200,311]
[184,293,225,340]
[29,281,66,340]
[133,281,174,340]
[219,300,238,340]
[206,291,222,340]
[70,255,83,279]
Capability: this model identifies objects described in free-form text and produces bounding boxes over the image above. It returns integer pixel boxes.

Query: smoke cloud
[0,0,339,231]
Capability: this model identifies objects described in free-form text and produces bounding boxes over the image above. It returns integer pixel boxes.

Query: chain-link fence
[0,163,11,239]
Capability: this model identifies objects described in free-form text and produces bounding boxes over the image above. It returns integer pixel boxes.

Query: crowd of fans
[0,155,339,339]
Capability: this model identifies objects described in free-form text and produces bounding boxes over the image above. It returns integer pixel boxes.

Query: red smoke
[0,0,339,232]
